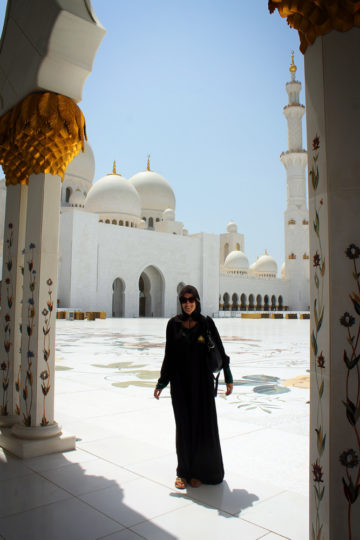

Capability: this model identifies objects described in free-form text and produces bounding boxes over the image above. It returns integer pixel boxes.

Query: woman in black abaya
[154,285,233,489]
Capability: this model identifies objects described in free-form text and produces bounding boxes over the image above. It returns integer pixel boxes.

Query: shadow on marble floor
[170,480,259,517]
[0,449,178,540]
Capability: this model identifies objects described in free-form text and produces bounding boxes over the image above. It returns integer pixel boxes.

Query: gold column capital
[0,92,86,186]
[269,1,360,53]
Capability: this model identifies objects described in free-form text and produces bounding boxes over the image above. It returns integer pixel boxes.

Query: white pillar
[306,28,360,540]
[0,184,27,424]
[0,173,75,457]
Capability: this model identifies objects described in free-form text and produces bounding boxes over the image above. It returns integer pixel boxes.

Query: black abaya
[157,315,229,484]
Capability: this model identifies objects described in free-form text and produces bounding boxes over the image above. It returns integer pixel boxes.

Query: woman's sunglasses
[180,296,196,304]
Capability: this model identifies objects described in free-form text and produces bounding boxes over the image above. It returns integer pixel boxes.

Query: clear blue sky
[2,1,307,269]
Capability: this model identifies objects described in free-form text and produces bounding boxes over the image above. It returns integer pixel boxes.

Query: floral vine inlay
[40,278,53,426]
[23,242,36,426]
[1,223,14,416]
[310,135,326,540]
[339,243,360,539]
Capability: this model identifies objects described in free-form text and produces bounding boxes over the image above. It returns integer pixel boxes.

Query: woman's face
[181,293,197,316]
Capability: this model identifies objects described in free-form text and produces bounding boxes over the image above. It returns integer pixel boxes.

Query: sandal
[175,477,187,489]
[190,478,202,487]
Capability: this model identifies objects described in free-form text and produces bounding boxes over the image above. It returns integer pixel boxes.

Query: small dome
[253,251,278,275]
[163,208,175,222]
[70,188,84,207]
[226,221,237,233]
[224,250,249,270]
[129,169,175,212]
[65,141,95,184]
[85,172,141,217]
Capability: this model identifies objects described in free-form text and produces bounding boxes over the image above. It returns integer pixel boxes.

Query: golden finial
[113,160,116,174]
[289,50,297,74]
[146,154,151,171]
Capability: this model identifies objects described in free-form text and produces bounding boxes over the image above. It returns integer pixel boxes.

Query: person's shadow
[0,449,177,540]
[170,480,259,517]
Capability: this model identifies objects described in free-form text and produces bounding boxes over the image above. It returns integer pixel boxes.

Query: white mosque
[0,56,310,318]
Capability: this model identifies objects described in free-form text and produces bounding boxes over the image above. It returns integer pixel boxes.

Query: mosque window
[105,219,110,224]
[148,217,154,228]
[125,221,129,227]
[235,243,240,251]
[156,218,160,222]
[112,219,116,225]
[65,187,72,203]
[288,219,296,225]
[120,220,124,226]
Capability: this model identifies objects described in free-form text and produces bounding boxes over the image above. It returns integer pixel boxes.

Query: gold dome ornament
[289,51,297,73]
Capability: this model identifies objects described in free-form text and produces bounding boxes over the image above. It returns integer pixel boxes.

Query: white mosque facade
[0,59,310,318]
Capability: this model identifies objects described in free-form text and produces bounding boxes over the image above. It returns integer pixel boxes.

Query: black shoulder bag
[205,316,223,396]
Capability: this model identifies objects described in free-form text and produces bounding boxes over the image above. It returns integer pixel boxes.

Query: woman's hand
[154,388,162,400]
[225,383,233,396]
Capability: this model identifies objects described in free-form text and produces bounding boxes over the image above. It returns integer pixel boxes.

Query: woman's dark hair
[179,284,201,320]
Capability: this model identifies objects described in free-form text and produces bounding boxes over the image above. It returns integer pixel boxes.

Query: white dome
[70,188,84,207]
[84,173,141,217]
[224,250,249,270]
[163,208,175,221]
[65,141,95,184]
[253,252,278,274]
[129,170,175,212]
[226,220,237,233]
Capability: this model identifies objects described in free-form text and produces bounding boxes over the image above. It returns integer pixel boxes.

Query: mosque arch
[148,217,154,229]
[112,278,125,317]
[256,294,262,310]
[278,295,284,310]
[224,242,229,261]
[105,219,110,224]
[264,294,270,311]
[112,219,116,225]
[119,220,124,226]
[232,293,239,311]
[240,293,247,310]
[248,294,255,311]
[271,295,276,311]
[223,292,230,311]
[138,265,164,317]
[177,282,185,314]
[65,186,72,203]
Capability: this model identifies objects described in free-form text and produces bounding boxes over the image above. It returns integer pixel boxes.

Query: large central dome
[129,168,175,212]
[85,171,141,217]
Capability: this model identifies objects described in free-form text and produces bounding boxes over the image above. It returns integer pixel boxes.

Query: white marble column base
[0,426,76,458]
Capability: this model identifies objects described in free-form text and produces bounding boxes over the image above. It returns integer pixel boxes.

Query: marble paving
[0,318,310,540]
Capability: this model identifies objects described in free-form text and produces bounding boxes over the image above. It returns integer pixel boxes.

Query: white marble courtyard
[0,318,310,540]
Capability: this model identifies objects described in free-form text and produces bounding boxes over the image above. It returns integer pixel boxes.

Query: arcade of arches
[220,292,284,311]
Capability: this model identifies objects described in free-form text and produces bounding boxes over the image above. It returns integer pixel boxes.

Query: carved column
[0,184,27,424]
[0,92,85,458]
[270,2,360,539]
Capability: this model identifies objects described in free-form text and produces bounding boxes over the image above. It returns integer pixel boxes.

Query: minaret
[281,53,309,310]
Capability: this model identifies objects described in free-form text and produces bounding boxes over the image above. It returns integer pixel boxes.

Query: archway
[232,293,238,311]
[240,293,247,310]
[264,294,269,311]
[177,282,185,314]
[256,294,262,310]
[278,295,283,311]
[112,278,125,317]
[248,294,255,311]
[223,292,230,311]
[139,265,164,317]
[271,294,276,311]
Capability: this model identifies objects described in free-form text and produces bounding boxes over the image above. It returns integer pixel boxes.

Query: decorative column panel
[0,184,27,424]
[305,29,360,540]
[18,173,61,430]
